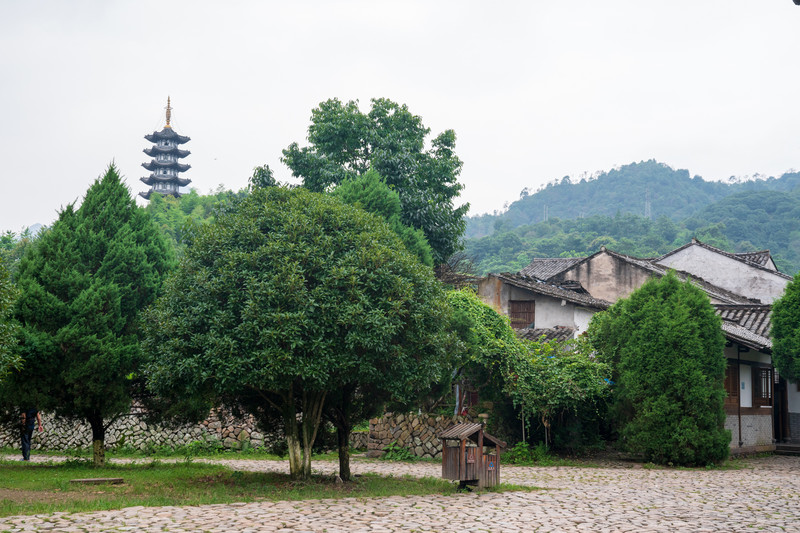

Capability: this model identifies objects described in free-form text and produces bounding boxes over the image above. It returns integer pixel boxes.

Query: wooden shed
[439,422,506,488]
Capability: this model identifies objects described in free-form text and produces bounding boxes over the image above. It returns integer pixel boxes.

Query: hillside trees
[4,166,174,466]
[282,98,468,265]
[770,271,800,382]
[588,272,729,465]
[143,187,451,480]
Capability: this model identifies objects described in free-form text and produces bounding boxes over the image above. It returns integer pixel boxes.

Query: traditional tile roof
[656,239,791,280]
[715,304,772,338]
[734,250,773,268]
[714,304,772,352]
[519,257,586,280]
[597,249,760,305]
[495,273,612,309]
[516,327,576,343]
[721,322,771,352]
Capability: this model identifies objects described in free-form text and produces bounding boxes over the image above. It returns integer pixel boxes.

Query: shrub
[589,272,730,466]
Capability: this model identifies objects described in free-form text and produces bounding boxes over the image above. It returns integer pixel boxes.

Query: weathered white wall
[507,286,575,329]
[655,245,788,303]
[740,365,753,408]
[788,381,800,414]
[573,307,595,335]
[477,275,580,331]
[562,252,653,302]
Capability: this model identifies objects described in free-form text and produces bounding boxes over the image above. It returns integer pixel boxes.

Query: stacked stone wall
[0,408,281,452]
[350,431,368,450]
[367,412,475,458]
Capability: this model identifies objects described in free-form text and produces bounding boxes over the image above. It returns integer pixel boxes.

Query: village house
[477,239,798,454]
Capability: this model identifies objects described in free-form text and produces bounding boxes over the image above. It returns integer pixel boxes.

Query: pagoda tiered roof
[144,127,191,144]
[142,160,191,173]
[143,145,191,158]
[140,175,192,187]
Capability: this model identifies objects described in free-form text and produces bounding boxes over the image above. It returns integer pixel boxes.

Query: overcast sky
[2,1,799,232]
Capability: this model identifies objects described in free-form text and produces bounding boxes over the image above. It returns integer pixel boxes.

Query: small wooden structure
[439,422,506,488]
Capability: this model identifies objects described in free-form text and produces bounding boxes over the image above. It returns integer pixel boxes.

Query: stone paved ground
[1,455,799,532]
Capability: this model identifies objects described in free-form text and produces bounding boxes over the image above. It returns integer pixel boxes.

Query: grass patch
[0,459,476,517]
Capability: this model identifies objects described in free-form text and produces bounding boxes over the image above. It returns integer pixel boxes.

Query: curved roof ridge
[657,239,791,279]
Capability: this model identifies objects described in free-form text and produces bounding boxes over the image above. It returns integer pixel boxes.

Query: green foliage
[0,258,20,379]
[438,289,523,431]
[0,228,39,277]
[143,186,451,479]
[504,441,553,465]
[249,164,278,190]
[588,272,730,466]
[380,441,416,461]
[442,289,608,448]
[332,170,433,267]
[145,187,247,255]
[4,165,174,465]
[504,337,611,447]
[282,97,468,265]
[771,271,800,382]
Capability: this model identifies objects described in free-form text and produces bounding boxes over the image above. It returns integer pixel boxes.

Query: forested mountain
[465,161,800,276]
[467,160,800,240]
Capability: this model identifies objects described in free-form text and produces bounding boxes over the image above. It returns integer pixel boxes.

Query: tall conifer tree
[589,272,730,465]
[6,165,173,465]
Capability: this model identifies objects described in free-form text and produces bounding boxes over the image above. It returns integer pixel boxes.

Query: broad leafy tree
[771,272,800,382]
[588,272,730,466]
[5,165,174,466]
[282,98,468,265]
[332,170,433,267]
[143,186,451,480]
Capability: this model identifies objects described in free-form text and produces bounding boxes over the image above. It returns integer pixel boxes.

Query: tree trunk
[281,388,304,480]
[281,387,326,480]
[337,424,351,482]
[300,389,326,479]
[88,416,105,467]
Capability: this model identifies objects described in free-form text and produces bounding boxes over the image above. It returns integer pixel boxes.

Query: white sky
[2,1,799,232]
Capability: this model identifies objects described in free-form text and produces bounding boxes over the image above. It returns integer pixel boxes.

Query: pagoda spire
[165,96,172,129]
[139,98,191,200]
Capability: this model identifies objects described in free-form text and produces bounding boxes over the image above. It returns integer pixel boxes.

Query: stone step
[775,444,800,456]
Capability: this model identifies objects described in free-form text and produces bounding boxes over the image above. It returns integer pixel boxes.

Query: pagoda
[140,97,191,199]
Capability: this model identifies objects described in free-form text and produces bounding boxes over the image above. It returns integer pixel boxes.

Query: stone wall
[1,408,281,452]
[350,431,368,450]
[367,412,475,458]
[3,409,470,458]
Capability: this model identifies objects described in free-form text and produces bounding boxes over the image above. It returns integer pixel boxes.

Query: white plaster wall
[655,245,788,303]
[788,381,800,414]
[740,365,753,408]
[511,289,574,329]
[573,307,596,335]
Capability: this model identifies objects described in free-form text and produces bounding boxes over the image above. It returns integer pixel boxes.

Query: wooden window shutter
[509,300,535,329]
[753,367,772,407]
[724,363,739,407]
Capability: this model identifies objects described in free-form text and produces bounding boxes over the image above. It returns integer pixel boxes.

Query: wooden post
[459,437,466,480]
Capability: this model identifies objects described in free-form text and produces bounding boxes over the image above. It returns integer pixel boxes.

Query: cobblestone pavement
[1,455,799,532]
